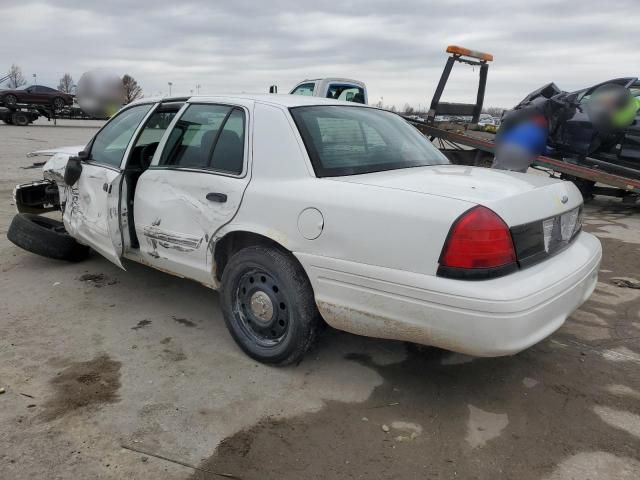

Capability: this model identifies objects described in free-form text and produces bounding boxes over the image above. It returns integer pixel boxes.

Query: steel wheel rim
[5,95,16,106]
[54,98,64,109]
[233,268,289,347]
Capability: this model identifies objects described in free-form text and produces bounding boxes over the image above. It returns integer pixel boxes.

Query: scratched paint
[142,225,202,251]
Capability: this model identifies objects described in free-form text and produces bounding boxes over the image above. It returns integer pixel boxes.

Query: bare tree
[122,74,143,103]
[483,106,506,117]
[403,103,415,115]
[57,73,74,93]
[5,64,26,88]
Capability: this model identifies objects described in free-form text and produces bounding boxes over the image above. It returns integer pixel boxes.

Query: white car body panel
[27,145,84,158]
[332,165,583,228]
[62,164,124,268]
[298,232,600,356]
[28,94,601,357]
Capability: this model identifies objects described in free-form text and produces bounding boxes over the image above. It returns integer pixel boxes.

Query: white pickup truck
[272,78,368,104]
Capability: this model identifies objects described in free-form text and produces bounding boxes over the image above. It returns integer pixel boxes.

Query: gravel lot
[1,120,639,479]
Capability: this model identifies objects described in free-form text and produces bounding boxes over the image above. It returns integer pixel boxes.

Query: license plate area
[511,207,583,268]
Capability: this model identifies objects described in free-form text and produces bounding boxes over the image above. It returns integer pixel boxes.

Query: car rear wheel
[3,94,17,107]
[11,112,29,126]
[220,246,320,365]
[52,97,65,110]
[7,213,90,262]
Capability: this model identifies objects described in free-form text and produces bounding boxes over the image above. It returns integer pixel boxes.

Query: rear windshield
[290,106,448,177]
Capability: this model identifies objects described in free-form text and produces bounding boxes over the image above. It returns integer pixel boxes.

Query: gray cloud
[1,0,637,108]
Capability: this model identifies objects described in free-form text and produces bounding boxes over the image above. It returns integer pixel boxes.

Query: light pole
[168,82,173,96]
[32,73,37,85]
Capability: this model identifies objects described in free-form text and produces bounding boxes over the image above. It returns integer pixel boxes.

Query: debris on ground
[20,161,46,170]
[78,273,118,288]
[611,277,640,289]
[0,388,5,395]
[381,424,390,432]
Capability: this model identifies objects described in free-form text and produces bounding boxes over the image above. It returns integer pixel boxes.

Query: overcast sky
[2,0,638,109]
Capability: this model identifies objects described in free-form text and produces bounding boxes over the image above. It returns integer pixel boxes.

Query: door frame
[129,99,254,283]
[67,101,160,268]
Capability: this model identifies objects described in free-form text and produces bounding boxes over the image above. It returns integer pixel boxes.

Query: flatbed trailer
[411,121,640,199]
[0,102,90,126]
[0,106,42,126]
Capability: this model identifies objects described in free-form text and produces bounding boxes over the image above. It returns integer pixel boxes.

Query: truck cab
[287,78,368,104]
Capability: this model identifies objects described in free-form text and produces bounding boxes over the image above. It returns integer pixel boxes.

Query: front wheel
[11,112,29,126]
[7,213,90,262]
[220,246,320,365]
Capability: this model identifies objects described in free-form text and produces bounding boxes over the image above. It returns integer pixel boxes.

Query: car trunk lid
[329,164,583,227]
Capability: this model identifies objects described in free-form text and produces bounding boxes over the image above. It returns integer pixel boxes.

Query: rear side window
[291,105,448,177]
[210,109,245,173]
[326,84,365,104]
[290,83,315,96]
[160,104,245,174]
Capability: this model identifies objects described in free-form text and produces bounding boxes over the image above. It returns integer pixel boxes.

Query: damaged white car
[9,95,602,365]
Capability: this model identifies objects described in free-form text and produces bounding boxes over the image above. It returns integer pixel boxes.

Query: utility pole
[196,84,201,95]
[32,73,37,85]
[168,81,173,96]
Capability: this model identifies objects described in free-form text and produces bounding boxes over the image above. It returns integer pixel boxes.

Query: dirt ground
[1,119,639,480]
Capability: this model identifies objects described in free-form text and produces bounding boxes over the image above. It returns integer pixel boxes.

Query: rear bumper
[296,231,601,356]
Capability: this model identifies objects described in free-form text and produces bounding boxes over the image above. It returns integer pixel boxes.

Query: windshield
[290,106,449,177]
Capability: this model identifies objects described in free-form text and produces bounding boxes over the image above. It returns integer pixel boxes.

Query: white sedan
[9,94,602,365]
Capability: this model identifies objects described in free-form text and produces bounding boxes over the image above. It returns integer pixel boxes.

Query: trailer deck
[412,121,640,198]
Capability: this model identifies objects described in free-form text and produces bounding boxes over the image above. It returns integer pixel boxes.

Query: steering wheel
[139,142,159,169]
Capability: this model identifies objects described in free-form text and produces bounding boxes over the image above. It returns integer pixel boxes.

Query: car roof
[129,93,373,109]
[296,78,365,86]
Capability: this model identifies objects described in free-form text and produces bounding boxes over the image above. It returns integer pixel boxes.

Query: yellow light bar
[446,45,493,62]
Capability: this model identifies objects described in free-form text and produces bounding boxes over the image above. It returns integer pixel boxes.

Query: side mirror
[77,150,90,161]
[64,156,83,186]
[269,85,278,94]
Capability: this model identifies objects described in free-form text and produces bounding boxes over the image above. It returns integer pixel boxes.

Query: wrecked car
[8,95,602,365]
[501,77,640,183]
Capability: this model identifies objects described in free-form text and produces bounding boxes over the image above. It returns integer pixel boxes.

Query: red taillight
[440,206,516,271]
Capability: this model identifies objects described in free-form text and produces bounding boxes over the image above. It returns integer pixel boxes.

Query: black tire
[220,246,320,365]
[12,112,29,126]
[2,117,12,125]
[3,94,17,107]
[7,213,90,262]
[52,97,65,110]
